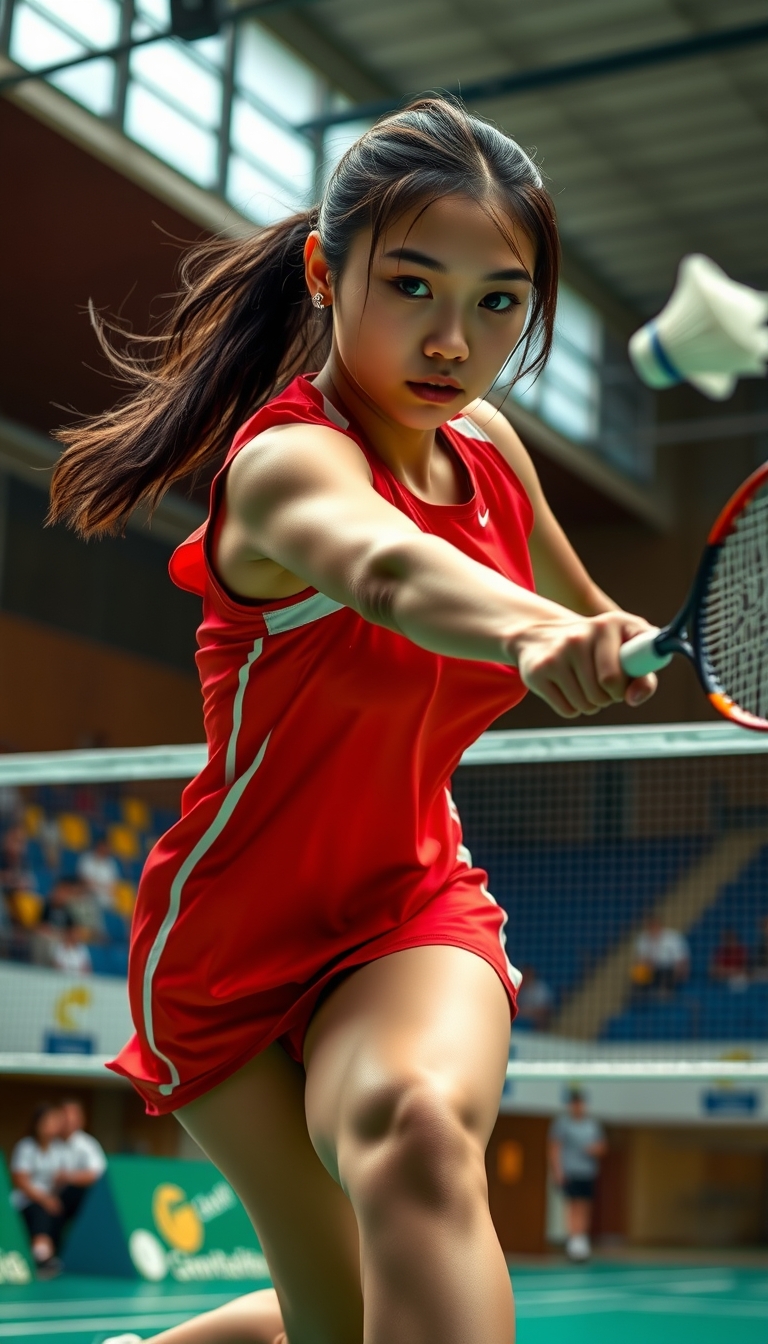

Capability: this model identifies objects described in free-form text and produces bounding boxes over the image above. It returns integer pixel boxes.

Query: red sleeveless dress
[109,376,534,1114]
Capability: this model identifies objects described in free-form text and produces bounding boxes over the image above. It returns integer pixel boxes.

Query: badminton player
[51,97,656,1344]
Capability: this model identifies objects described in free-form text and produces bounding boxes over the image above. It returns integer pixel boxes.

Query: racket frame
[642,461,768,732]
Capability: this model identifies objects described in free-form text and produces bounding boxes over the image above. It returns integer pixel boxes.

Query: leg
[304,945,514,1344]
[564,1194,592,1261]
[135,1043,363,1344]
[568,1199,592,1237]
[21,1202,62,1265]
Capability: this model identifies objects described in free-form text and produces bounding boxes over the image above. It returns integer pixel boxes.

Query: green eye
[481,292,517,311]
[395,277,431,298]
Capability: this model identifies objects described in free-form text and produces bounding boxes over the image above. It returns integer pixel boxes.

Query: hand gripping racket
[619,462,768,731]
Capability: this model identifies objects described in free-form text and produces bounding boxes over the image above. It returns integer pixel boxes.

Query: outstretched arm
[217,422,656,720]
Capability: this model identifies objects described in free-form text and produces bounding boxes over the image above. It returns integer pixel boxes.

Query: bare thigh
[304,945,512,1174]
[302,946,514,1344]
[176,1043,363,1344]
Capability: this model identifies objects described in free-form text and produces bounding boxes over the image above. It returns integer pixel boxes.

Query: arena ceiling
[275,0,768,322]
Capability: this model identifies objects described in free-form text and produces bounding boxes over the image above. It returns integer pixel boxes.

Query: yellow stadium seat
[631,961,654,986]
[57,813,91,851]
[23,804,44,837]
[108,823,140,861]
[114,880,136,917]
[122,796,151,832]
[10,891,44,928]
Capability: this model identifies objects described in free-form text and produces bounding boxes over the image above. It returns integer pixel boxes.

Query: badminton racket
[620,462,768,731]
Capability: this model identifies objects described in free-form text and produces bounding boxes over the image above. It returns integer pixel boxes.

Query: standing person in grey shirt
[548,1087,606,1261]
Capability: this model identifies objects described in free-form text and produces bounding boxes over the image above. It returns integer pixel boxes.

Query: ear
[304,231,333,306]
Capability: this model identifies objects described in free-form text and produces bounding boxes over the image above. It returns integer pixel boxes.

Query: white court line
[663,1277,737,1294]
[0,1314,193,1338]
[0,1294,236,1320]
[516,1292,768,1320]
[512,1269,736,1291]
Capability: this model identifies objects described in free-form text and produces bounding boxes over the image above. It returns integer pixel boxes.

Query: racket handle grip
[620,629,673,677]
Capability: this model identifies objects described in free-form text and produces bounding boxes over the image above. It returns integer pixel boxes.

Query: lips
[406,380,463,404]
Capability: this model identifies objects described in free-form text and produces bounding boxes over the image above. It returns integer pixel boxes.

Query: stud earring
[312,293,325,309]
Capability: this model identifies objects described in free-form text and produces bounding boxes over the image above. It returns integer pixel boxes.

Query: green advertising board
[63,1156,271,1283]
[0,1156,34,1284]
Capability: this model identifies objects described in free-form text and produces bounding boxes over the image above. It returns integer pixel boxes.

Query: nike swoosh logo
[478,508,490,527]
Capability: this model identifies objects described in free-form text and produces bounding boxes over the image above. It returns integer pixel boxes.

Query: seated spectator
[51,925,92,975]
[0,784,22,825]
[0,827,39,962]
[37,813,62,871]
[77,835,120,912]
[9,1104,68,1275]
[66,880,107,943]
[55,1099,106,1220]
[752,914,768,981]
[0,824,38,899]
[632,915,690,993]
[40,876,105,952]
[710,927,749,987]
[42,878,78,935]
[516,964,555,1031]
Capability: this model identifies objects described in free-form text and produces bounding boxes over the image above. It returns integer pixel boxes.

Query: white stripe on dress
[225,637,263,785]
[448,415,492,442]
[263,590,344,634]
[140,589,343,1094]
[143,732,272,1097]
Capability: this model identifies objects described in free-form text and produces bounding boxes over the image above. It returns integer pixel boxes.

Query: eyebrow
[383,247,531,283]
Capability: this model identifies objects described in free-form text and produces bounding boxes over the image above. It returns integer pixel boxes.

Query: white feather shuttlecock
[629,254,768,400]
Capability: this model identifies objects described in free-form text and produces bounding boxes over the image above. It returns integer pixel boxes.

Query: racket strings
[703,484,768,720]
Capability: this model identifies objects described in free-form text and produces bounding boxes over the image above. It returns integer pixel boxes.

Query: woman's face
[317,193,535,428]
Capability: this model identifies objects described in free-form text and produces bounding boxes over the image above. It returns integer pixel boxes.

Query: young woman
[51,97,656,1344]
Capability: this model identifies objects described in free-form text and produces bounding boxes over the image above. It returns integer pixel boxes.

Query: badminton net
[1,725,767,1092]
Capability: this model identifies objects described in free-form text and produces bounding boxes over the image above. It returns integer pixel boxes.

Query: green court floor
[0,1264,765,1342]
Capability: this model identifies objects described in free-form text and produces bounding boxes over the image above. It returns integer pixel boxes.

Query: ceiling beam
[298,19,768,132]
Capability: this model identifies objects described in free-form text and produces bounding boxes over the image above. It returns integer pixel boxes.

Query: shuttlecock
[629,254,768,400]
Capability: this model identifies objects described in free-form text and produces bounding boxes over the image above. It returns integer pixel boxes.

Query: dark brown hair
[50,96,559,537]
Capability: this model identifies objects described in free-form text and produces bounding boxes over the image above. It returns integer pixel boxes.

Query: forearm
[360,533,574,663]
[13,1175,47,1204]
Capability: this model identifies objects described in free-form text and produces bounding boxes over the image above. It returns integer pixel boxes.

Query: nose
[423,305,469,363]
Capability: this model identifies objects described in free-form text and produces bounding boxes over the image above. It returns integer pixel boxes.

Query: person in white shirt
[55,1099,107,1224]
[10,1103,68,1273]
[51,926,92,975]
[76,836,120,911]
[632,915,690,992]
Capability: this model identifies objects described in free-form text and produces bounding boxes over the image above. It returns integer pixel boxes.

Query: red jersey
[110,376,534,1114]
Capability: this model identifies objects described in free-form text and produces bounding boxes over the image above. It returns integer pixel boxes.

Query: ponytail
[52,96,559,539]
[49,211,330,536]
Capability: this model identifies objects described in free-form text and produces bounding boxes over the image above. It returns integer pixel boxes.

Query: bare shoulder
[227,421,373,511]
[461,398,543,507]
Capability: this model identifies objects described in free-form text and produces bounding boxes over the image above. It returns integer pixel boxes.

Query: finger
[551,664,604,716]
[570,642,617,711]
[625,672,657,706]
[593,621,631,702]
[539,680,581,719]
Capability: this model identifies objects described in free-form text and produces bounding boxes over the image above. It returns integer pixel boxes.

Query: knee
[340,1077,486,1220]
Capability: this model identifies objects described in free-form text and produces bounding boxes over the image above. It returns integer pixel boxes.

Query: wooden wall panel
[0,611,202,751]
[486,1114,548,1255]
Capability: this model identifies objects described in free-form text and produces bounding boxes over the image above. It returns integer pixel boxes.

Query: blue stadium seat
[89,943,128,976]
[103,910,128,943]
